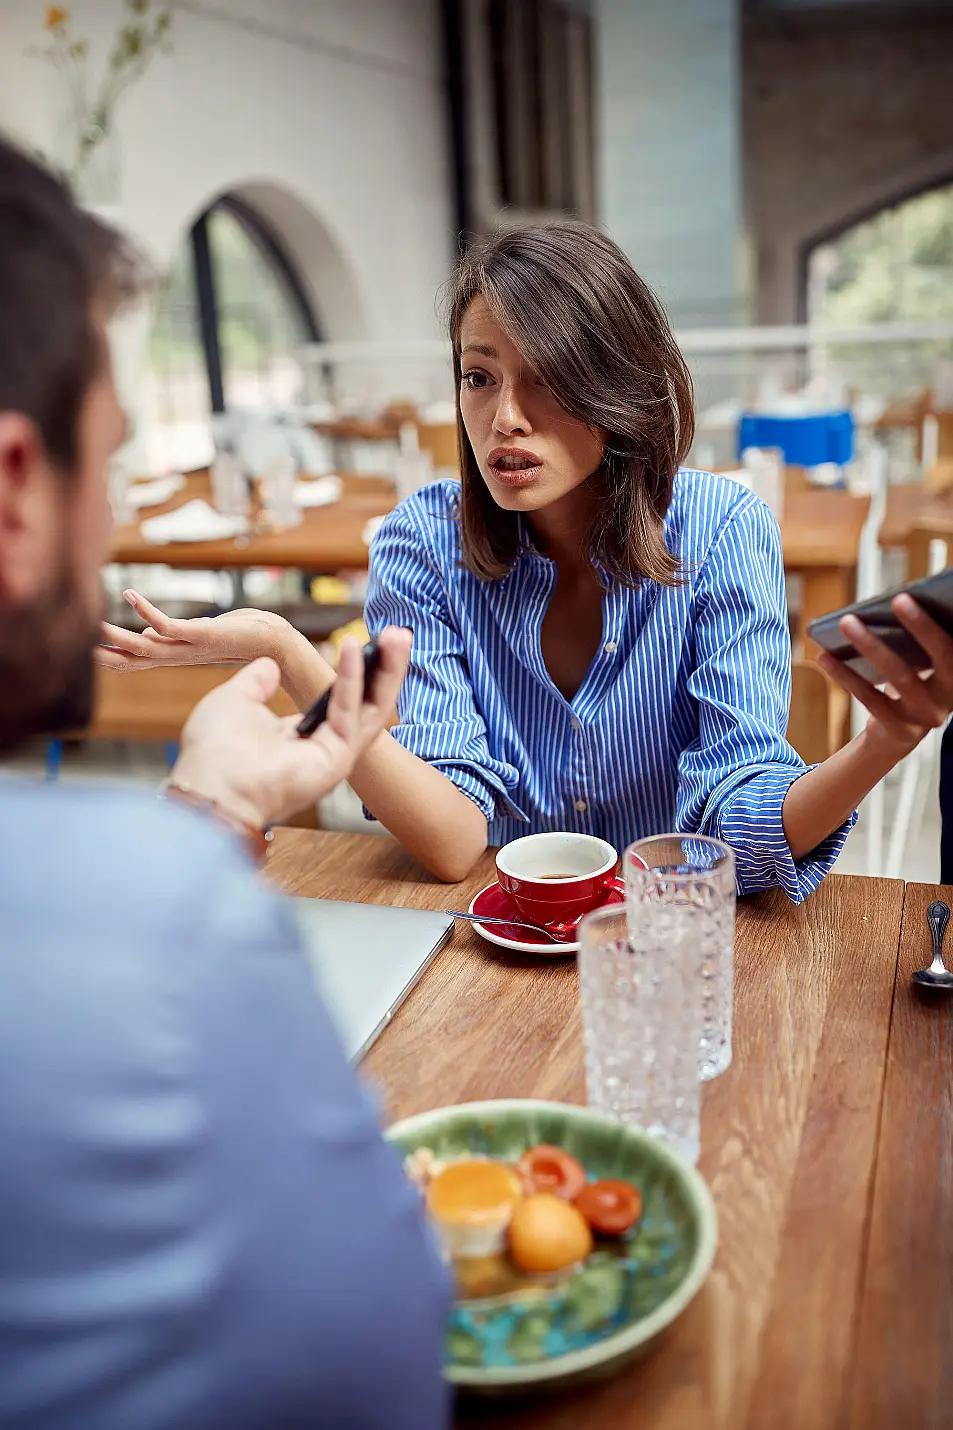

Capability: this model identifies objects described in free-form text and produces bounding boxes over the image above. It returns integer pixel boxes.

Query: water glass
[107,459,133,526]
[577,904,701,1165]
[261,454,302,529]
[210,449,251,520]
[625,835,736,1081]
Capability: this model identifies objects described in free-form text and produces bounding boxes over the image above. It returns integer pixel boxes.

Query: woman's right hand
[96,590,287,672]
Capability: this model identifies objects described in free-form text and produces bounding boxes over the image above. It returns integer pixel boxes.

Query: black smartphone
[805,565,953,684]
[296,639,383,738]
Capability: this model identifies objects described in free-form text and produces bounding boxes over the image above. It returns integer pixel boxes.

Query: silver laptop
[290,898,454,1061]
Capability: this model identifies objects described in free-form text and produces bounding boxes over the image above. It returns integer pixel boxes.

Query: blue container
[738,410,854,468]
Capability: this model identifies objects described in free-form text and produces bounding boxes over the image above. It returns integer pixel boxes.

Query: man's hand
[170,628,411,830]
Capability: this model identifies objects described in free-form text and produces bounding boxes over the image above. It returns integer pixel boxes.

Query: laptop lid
[289,897,453,1061]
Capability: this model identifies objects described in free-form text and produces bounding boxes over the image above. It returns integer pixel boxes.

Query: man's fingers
[362,627,411,719]
[323,638,363,746]
[219,656,281,705]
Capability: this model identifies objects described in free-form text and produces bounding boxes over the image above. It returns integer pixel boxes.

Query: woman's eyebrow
[460,342,497,358]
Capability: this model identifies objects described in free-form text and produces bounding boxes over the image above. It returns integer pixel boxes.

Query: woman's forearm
[266,620,337,710]
[782,728,900,862]
[270,622,488,881]
[349,733,488,882]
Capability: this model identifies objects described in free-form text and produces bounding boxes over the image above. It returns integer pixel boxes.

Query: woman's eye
[462,370,491,390]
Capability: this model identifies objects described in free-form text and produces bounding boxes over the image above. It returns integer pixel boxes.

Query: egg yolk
[426,1159,523,1225]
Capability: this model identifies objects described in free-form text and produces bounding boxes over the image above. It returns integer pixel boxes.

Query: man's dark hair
[0,135,143,471]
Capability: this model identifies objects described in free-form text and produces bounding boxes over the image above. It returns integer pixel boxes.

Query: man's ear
[0,412,56,605]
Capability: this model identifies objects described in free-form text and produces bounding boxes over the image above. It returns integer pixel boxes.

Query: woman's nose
[493,383,532,436]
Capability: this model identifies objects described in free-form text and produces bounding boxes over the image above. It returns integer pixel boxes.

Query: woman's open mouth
[487,447,543,487]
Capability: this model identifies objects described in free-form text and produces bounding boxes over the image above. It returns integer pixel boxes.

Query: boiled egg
[426,1158,524,1259]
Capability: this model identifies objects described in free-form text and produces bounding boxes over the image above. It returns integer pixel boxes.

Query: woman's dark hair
[447,220,694,586]
[0,134,144,473]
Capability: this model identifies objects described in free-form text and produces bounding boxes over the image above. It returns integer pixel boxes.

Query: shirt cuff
[362,760,530,825]
[705,766,856,905]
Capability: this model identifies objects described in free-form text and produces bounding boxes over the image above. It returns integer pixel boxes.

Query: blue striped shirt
[365,470,855,903]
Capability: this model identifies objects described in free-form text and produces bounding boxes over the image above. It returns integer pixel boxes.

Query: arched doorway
[806,179,953,327]
[142,194,322,472]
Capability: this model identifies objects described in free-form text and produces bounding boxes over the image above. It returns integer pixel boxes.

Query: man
[0,138,449,1429]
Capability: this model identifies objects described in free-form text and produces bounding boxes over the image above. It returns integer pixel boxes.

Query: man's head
[0,136,142,752]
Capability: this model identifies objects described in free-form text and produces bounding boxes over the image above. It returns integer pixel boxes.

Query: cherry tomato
[517,1145,587,1202]
[574,1179,642,1236]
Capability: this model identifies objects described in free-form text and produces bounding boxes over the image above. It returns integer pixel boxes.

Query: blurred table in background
[110,469,397,572]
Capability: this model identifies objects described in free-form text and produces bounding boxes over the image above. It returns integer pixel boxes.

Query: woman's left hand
[816,594,953,762]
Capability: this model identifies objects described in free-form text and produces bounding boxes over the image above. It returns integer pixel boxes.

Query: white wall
[0,0,454,344]
[595,0,744,329]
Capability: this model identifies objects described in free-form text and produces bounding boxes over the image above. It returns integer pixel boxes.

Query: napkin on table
[139,499,247,545]
[126,473,185,510]
[294,474,343,508]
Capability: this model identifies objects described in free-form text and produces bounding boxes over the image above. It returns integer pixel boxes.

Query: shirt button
[574,798,588,813]
[604,640,618,654]
[571,717,582,732]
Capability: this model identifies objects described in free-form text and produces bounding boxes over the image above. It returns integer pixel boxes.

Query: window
[140,197,320,473]
[806,180,953,327]
[804,180,953,399]
[447,0,596,236]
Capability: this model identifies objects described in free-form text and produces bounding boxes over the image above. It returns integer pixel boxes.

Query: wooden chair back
[905,516,953,581]
[787,660,840,764]
[415,422,459,475]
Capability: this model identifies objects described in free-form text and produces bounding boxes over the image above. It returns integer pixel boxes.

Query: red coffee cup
[496,832,642,935]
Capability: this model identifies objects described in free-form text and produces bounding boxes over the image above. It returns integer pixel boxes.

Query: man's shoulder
[0,780,255,937]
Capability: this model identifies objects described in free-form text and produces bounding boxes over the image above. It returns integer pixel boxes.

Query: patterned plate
[386,1100,717,1394]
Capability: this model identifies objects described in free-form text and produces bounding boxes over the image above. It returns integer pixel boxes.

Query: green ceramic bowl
[386,1099,717,1394]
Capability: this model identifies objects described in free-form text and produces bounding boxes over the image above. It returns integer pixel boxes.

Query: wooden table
[265,829,948,1430]
[110,470,397,571]
[849,882,953,1429]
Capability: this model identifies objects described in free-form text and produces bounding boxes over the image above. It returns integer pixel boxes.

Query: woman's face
[458,296,605,515]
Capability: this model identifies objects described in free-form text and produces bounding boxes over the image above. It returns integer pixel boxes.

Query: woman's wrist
[270,621,336,710]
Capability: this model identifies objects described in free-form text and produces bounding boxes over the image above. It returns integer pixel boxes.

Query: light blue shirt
[365,470,855,904]
[0,781,450,1430]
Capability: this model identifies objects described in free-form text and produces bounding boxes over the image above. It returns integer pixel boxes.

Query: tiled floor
[4,738,943,885]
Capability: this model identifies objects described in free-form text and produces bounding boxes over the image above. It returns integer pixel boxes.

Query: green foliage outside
[811,181,953,327]
[808,181,953,396]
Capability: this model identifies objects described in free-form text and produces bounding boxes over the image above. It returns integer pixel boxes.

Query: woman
[100,222,953,901]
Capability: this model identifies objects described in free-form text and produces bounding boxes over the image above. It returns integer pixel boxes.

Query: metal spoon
[444,909,572,943]
[912,900,953,990]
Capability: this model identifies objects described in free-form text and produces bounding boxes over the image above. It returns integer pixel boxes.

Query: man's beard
[0,565,99,756]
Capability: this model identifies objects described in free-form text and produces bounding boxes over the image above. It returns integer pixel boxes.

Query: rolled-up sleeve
[365,498,526,822]
[675,494,855,903]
